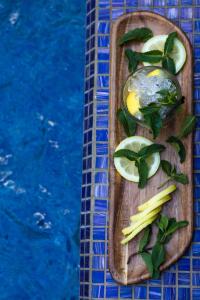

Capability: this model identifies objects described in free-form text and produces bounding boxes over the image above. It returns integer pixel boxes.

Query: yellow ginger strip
[138,185,176,212]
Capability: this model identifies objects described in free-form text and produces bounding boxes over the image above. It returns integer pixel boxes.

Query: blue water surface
[0,1,85,299]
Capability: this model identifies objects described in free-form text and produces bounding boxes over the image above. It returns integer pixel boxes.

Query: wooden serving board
[109,11,193,285]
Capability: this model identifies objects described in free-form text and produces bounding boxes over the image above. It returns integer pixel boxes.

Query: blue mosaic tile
[92,271,104,283]
[163,288,176,300]
[180,21,193,33]
[153,0,165,5]
[192,243,200,256]
[195,214,200,227]
[134,286,147,299]
[95,172,108,183]
[96,156,108,168]
[97,75,109,88]
[167,7,179,19]
[126,0,138,6]
[178,288,190,300]
[181,7,193,19]
[195,61,200,74]
[153,8,165,16]
[99,9,110,20]
[96,89,109,100]
[120,286,132,298]
[93,227,106,240]
[106,286,119,298]
[98,22,110,34]
[178,272,190,285]
[181,0,193,4]
[92,256,105,269]
[193,288,200,300]
[194,88,200,101]
[96,129,108,141]
[93,212,107,226]
[193,273,200,286]
[193,258,200,271]
[167,0,178,4]
[94,185,108,198]
[92,285,105,298]
[148,278,162,285]
[96,116,109,128]
[112,8,125,20]
[178,258,190,271]
[96,143,108,155]
[194,7,200,18]
[95,199,108,211]
[112,0,124,7]
[98,48,110,60]
[194,230,200,242]
[149,287,161,299]
[139,0,152,6]
[93,242,106,254]
[97,103,109,115]
[98,36,110,48]
[106,271,116,284]
[195,20,200,32]
[163,272,176,285]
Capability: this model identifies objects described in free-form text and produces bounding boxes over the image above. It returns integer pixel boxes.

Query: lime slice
[142,35,186,73]
[114,136,160,182]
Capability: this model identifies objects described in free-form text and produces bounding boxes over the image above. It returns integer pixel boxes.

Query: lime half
[142,35,186,73]
[114,136,160,182]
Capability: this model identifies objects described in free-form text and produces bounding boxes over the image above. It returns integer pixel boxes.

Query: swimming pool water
[0,1,85,299]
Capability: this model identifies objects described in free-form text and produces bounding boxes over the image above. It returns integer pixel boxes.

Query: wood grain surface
[109,11,193,285]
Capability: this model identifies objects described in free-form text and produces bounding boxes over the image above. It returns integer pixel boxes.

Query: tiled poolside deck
[81,0,200,299]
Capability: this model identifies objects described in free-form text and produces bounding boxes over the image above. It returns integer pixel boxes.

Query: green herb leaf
[160,160,172,176]
[164,32,177,55]
[136,159,149,189]
[136,50,163,63]
[117,108,137,136]
[165,220,189,236]
[158,215,169,232]
[138,143,165,159]
[141,252,154,276]
[139,103,160,115]
[166,136,186,163]
[157,90,178,107]
[119,27,153,46]
[178,115,196,139]
[125,49,138,73]
[144,112,163,139]
[151,243,165,274]
[114,149,139,161]
[160,160,189,186]
[139,226,151,253]
[172,173,189,184]
[162,56,176,74]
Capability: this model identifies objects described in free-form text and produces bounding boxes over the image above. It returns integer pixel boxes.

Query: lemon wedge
[142,35,186,73]
[147,69,161,77]
[114,136,160,182]
[126,91,140,116]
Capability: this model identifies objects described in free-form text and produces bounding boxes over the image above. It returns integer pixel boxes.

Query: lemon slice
[114,136,160,182]
[142,35,186,73]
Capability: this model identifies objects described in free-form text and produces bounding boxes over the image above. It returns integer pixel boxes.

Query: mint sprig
[117,108,137,137]
[159,160,189,188]
[114,143,165,188]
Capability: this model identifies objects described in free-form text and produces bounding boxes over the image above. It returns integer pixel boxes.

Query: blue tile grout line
[81,0,200,299]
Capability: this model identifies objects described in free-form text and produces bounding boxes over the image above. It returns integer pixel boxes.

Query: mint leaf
[144,112,163,139]
[138,143,165,159]
[166,136,186,163]
[158,215,169,232]
[160,160,172,176]
[119,27,153,46]
[125,49,138,73]
[162,56,176,74]
[136,50,163,63]
[151,243,165,276]
[117,108,137,136]
[164,32,177,55]
[137,159,149,189]
[139,226,151,253]
[172,173,189,184]
[160,160,189,186]
[165,220,189,236]
[141,252,154,276]
[157,90,178,107]
[178,115,196,139]
[114,149,139,161]
[139,103,160,115]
